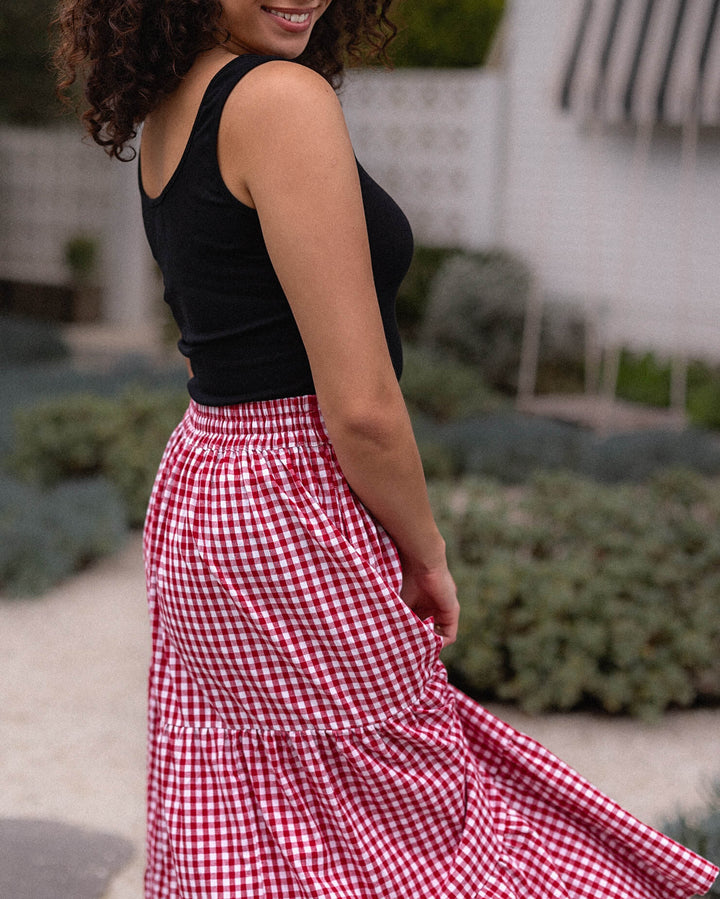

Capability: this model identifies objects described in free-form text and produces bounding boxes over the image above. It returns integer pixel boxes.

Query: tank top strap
[193,53,284,146]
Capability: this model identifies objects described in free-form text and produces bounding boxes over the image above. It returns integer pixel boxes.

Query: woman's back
[140,52,226,200]
[139,52,411,406]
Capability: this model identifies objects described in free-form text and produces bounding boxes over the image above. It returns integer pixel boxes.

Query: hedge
[0,475,126,597]
[435,469,720,718]
[0,314,69,368]
[413,412,720,484]
[9,387,188,528]
[401,343,502,422]
[663,786,720,895]
[390,0,505,69]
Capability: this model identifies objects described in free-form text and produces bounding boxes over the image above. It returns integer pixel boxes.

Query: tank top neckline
[139,53,278,208]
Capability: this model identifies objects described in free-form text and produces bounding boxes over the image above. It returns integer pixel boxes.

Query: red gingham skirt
[143,395,717,898]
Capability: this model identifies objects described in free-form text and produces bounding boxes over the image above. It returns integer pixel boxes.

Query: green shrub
[0,315,69,368]
[425,412,720,484]
[0,475,127,597]
[422,250,532,392]
[63,233,99,282]
[615,353,720,431]
[0,0,64,125]
[663,785,720,894]
[616,351,672,407]
[436,470,720,718]
[11,393,116,483]
[688,380,720,431]
[390,0,505,68]
[0,358,186,458]
[435,413,590,482]
[9,387,188,527]
[688,361,720,430]
[101,389,189,524]
[419,251,586,396]
[581,428,720,483]
[395,246,457,339]
[401,343,502,422]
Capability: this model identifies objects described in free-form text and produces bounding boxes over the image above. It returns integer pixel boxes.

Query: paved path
[1,537,147,898]
[2,536,719,897]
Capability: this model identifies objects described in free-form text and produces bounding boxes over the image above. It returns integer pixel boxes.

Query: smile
[262,7,312,23]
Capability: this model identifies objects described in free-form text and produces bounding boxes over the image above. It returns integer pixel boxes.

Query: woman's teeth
[266,9,310,23]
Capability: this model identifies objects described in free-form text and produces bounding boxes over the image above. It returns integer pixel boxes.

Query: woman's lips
[261,6,314,33]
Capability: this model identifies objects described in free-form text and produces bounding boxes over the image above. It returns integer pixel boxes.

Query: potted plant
[63,233,101,323]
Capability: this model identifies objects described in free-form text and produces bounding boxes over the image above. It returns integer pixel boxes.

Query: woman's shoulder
[239,57,333,91]
[224,57,340,125]
[216,56,352,202]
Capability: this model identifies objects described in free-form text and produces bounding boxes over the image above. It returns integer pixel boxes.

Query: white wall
[0,127,112,286]
[341,68,504,250]
[500,0,720,361]
[0,125,154,325]
[345,3,720,363]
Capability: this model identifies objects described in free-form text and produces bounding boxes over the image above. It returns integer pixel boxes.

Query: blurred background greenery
[0,0,505,128]
[0,0,63,124]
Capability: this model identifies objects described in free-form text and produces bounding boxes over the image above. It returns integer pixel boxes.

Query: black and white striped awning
[559,0,720,126]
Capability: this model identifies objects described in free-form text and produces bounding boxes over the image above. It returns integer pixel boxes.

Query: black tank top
[140,54,413,406]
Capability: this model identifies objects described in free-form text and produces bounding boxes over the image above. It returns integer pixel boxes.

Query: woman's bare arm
[218,62,459,644]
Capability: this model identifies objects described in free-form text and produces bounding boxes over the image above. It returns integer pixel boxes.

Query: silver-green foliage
[0,475,126,596]
[663,785,720,894]
[434,469,720,719]
[0,315,69,368]
[420,250,587,394]
[10,387,189,527]
[428,414,720,484]
[401,343,503,422]
[422,251,532,391]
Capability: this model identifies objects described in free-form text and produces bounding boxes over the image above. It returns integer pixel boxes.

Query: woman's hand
[400,562,459,648]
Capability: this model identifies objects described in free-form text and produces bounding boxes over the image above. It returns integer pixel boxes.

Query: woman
[55,2,717,897]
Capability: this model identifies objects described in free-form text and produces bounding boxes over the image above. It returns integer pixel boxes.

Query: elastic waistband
[183,394,329,448]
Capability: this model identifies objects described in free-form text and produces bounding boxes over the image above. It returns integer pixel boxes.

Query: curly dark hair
[53,0,397,160]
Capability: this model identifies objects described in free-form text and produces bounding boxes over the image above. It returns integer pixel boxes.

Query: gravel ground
[2,534,719,898]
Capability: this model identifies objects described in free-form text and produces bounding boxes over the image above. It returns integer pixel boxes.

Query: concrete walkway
[1,537,147,898]
[2,535,719,897]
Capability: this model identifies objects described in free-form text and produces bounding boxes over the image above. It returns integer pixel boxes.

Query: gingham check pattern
[143,395,718,898]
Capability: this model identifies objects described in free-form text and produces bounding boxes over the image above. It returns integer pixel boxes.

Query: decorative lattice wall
[0,76,504,319]
[0,126,114,286]
[341,69,502,250]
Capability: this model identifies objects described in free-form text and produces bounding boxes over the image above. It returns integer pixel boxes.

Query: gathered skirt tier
[142,395,718,898]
